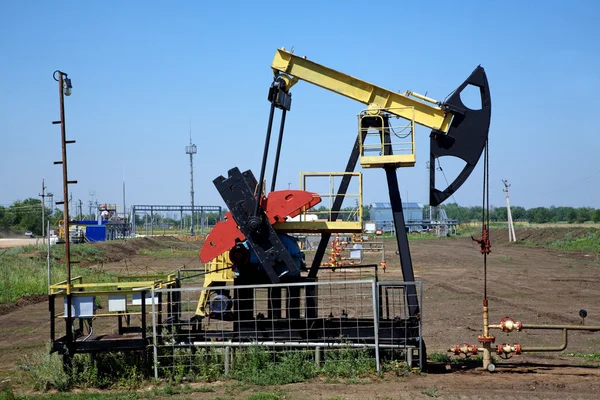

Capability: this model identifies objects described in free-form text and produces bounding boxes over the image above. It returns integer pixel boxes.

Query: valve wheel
[497,344,514,359]
[458,342,472,358]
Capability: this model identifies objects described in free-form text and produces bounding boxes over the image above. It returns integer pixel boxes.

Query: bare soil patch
[0,294,47,317]
[1,229,600,397]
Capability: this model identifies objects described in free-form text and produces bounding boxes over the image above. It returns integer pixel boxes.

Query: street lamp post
[53,70,75,353]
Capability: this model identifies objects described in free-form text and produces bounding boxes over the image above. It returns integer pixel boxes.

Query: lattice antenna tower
[185,126,197,236]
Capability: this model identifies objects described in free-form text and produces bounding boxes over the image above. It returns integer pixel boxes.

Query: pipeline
[451,315,600,371]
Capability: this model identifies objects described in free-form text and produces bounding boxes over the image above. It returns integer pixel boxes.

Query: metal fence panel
[152,279,423,379]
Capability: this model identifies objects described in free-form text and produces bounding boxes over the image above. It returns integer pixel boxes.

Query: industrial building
[370,202,458,234]
[370,202,424,232]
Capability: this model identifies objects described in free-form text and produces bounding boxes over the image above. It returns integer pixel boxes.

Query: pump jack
[197,49,491,365]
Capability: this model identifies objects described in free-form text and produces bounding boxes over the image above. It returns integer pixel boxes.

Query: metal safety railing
[358,107,416,168]
[273,172,363,233]
[151,279,423,379]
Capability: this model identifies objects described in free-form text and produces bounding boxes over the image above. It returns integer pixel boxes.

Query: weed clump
[20,344,148,391]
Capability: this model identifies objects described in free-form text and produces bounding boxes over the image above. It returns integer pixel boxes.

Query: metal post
[185,133,197,236]
[39,179,46,243]
[225,344,231,375]
[371,280,380,372]
[200,209,204,236]
[47,221,51,293]
[315,346,322,367]
[270,109,287,192]
[419,282,425,369]
[385,166,419,316]
[54,71,75,347]
[122,180,126,229]
[141,290,147,340]
[254,101,277,216]
[151,288,159,379]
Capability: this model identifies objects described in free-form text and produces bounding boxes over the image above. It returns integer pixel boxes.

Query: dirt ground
[1,228,600,398]
[0,238,37,248]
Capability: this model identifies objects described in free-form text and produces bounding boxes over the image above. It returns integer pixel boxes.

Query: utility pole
[122,180,126,222]
[52,69,76,357]
[39,179,46,242]
[185,128,197,236]
[78,199,83,220]
[502,179,516,242]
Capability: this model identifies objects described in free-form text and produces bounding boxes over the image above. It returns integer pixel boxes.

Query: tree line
[441,203,600,224]
[2,197,599,237]
[0,198,61,236]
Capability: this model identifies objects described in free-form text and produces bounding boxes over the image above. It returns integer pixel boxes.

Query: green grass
[427,352,452,363]
[2,391,138,400]
[13,345,381,398]
[518,228,600,253]
[548,230,600,252]
[0,244,118,304]
[19,345,148,391]
[420,386,439,398]
[229,348,317,385]
[21,346,378,392]
[567,352,600,363]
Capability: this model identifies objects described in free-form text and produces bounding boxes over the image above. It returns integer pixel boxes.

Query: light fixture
[63,77,72,96]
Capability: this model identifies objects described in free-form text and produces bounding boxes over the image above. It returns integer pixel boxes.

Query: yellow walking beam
[271,48,453,132]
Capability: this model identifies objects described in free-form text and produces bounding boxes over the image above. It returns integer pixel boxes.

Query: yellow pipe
[489,324,600,331]
[479,300,494,370]
[521,329,568,352]
[405,91,439,105]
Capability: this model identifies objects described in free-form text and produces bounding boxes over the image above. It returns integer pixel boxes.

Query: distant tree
[7,198,51,235]
[49,209,64,227]
[511,206,527,220]
[205,212,221,225]
[493,207,508,221]
[0,207,16,230]
[576,207,592,223]
[592,209,600,223]
[527,207,550,223]
[567,208,577,224]
[442,203,467,221]
[362,205,370,221]
[550,206,569,222]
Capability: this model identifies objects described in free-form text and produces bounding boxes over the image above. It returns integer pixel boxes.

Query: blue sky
[1,0,599,212]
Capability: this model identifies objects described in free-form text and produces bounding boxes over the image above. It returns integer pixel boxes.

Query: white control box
[132,291,158,306]
[64,296,95,318]
[108,294,127,312]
